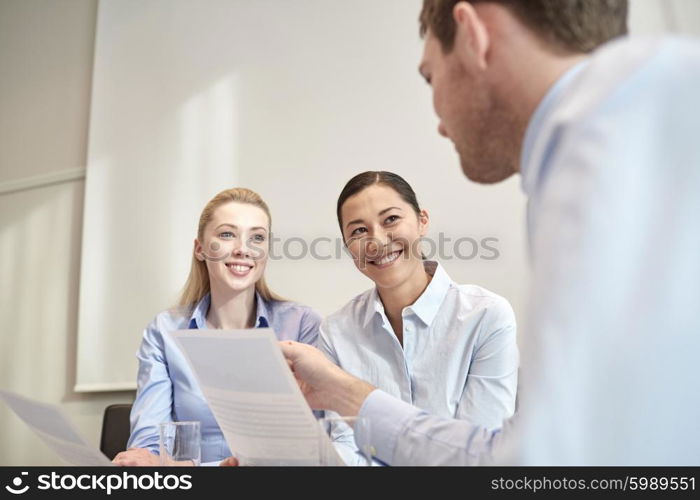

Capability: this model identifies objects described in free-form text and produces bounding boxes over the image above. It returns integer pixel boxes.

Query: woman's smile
[367,248,403,269]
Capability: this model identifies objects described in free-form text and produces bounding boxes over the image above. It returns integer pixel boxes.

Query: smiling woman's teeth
[226,264,251,273]
[374,251,401,265]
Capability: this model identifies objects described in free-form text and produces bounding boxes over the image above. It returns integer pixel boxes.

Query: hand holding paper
[170,328,343,466]
[279,340,376,416]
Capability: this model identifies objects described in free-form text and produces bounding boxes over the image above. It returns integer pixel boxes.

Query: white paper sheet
[0,390,113,466]
[171,329,343,466]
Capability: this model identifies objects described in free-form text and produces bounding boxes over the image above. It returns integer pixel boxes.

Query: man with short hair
[280,0,700,465]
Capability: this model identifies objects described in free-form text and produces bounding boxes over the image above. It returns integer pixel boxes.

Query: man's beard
[454,74,523,184]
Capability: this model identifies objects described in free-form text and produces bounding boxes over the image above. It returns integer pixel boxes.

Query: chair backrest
[100,403,133,460]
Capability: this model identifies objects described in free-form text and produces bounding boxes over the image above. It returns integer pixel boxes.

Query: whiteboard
[76,0,528,391]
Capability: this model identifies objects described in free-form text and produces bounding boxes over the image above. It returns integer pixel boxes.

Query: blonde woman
[113,188,320,466]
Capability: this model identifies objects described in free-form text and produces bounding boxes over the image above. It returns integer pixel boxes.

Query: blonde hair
[178,187,284,309]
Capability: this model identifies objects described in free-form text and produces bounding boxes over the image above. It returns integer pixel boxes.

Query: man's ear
[452,1,490,70]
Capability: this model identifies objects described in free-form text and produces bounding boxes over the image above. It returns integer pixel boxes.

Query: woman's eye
[385,215,400,224]
[350,227,367,236]
[219,231,234,239]
[251,234,266,243]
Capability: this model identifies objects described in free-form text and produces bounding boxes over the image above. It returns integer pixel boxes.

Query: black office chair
[100,403,133,460]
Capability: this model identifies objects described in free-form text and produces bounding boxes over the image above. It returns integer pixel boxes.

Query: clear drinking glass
[159,421,201,466]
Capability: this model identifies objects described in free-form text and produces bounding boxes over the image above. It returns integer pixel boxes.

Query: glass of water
[159,421,201,466]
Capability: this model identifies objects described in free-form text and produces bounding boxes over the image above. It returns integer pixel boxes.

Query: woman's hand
[112,448,160,466]
[112,448,197,466]
[219,456,239,466]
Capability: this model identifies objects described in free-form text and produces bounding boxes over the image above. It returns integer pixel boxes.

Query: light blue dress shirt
[127,292,321,465]
[356,36,700,465]
[321,261,518,464]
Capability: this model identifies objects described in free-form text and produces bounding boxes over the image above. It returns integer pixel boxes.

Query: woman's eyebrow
[345,207,402,229]
[378,206,401,216]
[214,223,267,233]
[345,218,364,229]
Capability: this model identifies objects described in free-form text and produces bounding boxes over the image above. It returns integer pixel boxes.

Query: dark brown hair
[336,171,422,235]
[419,0,628,54]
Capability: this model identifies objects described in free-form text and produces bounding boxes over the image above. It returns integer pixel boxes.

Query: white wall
[1,0,698,465]
[0,0,133,465]
[77,0,533,391]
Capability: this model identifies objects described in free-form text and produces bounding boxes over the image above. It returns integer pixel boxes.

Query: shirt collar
[406,261,452,326]
[254,292,271,328]
[362,261,453,328]
[188,294,210,329]
[188,292,270,329]
[362,287,385,329]
[520,60,589,197]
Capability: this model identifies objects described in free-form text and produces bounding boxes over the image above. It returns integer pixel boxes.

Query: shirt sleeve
[317,319,337,363]
[358,389,503,465]
[455,296,519,430]
[297,307,321,347]
[126,319,174,454]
